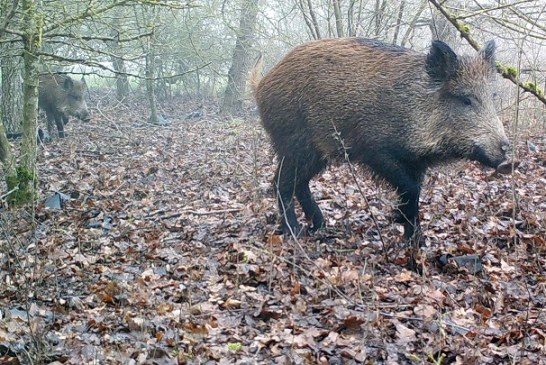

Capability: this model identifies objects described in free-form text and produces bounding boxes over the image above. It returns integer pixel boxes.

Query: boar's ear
[480,40,496,66]
[426,40,458,82]
[63,77,74,91]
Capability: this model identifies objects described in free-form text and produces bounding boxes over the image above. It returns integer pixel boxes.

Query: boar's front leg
[53,111,66,138]
[388,164,426,271]
[396,184,422,244]
[45,110,57,137]
[367,156,425,243]
[45,109,66,138]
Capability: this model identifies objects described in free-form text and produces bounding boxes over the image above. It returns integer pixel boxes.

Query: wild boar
[38,74,90,138]
[252,38,514,243]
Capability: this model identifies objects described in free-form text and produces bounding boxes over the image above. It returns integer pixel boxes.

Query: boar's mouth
[470,145,519,174]
[496,160,520,174]
[77,113,91,122]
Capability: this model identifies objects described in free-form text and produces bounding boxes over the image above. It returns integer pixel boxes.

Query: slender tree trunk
[1,47,23,134]
[0,118,15,183]
[109,31,130,102]
[132,4,159,122]
[113,54,130,101]
[222,0,259,115]
[373,0,388,37]
[297,0,316,39]
[0,46,22,189]
[392,1,406,45]
[306,0,321,39]
[0,1,19,185]
[347,0,357,37]
[110,7,130,102]
[332,0,344,38]
[8,0,41,205]
[146,35,159,124]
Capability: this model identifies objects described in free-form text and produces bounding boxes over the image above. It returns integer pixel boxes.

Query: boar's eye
[462,96,472,106]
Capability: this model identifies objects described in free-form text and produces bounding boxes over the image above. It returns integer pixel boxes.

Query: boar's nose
[500,140,512,157]
[496,140,520,174]
[79,111,91,122]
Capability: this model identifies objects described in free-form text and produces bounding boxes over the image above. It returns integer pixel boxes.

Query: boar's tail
[248,52,264,97]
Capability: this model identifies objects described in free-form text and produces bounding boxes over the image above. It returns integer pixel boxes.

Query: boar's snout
[77,109,91,122]
[471,138,518,174]
[496,141,520,174]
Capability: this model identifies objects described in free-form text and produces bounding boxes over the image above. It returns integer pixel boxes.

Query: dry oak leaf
[393,319,417,346]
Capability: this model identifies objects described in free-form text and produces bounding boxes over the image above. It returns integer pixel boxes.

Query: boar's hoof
[406,232,426,248]
[392,210,407,224]
[408,257,424,274]
[496,160,520,174]
[406,245,425,274]
[282,223,305,237]
[307,225,325,235]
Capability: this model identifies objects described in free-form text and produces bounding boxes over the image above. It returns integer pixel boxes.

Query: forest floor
[1,95,546,365]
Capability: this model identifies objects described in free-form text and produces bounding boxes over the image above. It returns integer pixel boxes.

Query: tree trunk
[8,0,41,205]
[301,0,321,39]
[113,54,130,102]
[392,1,406,45]
[332,0,344,38]
[0,46,22,191]
[1,47,23,134]
[373,0,388,37]
[221,0,259,115]
[347,0,357,37]
[146,36,159,124]
[109,33,130,102]
[108,7,129,101]
[0,119,15,182]
[108,7,130,102]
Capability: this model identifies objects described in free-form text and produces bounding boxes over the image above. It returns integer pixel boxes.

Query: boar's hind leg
[275,154,326,236]
[295,156,327,232]
[274,158,300,235]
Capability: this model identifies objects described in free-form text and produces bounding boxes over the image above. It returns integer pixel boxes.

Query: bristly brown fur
[38,74,89,138]
[254,37,510,243]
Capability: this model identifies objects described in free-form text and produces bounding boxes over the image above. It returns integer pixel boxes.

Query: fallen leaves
[0,99,545,364]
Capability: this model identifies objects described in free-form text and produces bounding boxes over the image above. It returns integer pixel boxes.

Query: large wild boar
[252,38,514,244]
[39,74,90,138]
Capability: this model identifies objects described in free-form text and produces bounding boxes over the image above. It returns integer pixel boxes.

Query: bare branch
[37,50,210,81]
[454,0,535,20]
[44,31,153,43]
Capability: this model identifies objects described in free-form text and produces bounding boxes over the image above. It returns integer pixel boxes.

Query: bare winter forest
[0,1,545,364]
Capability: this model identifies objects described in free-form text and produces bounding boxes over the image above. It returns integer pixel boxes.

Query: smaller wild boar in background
[251,38,515,247]
[39,74,91,138]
